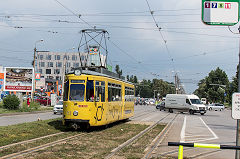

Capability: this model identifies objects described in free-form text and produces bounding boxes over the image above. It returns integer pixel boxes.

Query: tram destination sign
[202,0,239,25]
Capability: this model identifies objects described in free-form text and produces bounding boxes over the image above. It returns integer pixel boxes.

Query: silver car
[208,103,225,111]
[53,100,63,114]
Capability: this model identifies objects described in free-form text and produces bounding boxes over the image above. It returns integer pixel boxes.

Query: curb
[0,110,52,117]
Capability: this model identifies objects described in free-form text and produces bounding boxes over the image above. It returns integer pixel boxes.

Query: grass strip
[0,131,79,157]
[0,118,70,147]
[117,124,165,159]
[24,122,149,159]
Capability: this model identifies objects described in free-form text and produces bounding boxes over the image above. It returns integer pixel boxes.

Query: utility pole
[175,73,179,94]
[236,26,240,159]
[32,39,43,100]
[154,90,157,100]
[62,54,66,98]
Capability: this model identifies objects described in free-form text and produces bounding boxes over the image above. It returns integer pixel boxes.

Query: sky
[0,0,239,94]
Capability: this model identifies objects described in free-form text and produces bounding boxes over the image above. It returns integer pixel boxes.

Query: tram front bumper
[64,119,90,125]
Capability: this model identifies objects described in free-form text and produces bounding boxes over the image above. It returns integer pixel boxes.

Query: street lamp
[32,39,44,100]
[61,47,75,97]
[33,39,44,71]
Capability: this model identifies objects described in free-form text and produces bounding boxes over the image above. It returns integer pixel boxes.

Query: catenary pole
[236,26,240,159]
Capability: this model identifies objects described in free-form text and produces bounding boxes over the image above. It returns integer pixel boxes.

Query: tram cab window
[86,80,94,102]
[63,80,69,101]
[69,84,85,101]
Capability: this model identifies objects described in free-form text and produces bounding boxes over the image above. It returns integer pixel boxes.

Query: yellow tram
[63,68,135,129]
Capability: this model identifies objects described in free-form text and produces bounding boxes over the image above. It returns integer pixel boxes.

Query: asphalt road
[132,105,236,159]
[0,112,62,126]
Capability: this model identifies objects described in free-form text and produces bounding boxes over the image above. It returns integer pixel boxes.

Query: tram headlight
[73,111,78,116]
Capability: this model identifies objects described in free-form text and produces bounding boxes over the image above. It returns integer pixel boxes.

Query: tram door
[95,81,105,124]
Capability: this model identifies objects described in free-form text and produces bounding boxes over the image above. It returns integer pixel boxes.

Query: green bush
[20,101,41,112]
[3,95,20,110]
[0,101,3,108]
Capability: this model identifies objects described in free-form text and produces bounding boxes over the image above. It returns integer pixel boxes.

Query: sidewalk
[0,110,52,117]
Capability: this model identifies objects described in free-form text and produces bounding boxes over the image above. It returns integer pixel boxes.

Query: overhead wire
[145,0,176,71]
[53,0,94,29]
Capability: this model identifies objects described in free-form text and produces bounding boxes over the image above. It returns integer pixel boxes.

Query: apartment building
[36,51,106,83]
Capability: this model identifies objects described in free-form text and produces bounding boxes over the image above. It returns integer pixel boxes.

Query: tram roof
[67,67,134,86]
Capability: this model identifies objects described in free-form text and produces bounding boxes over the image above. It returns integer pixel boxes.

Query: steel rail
[1,133,85,159]
[105,113,171,159]
[0,132,65,150]
[143,113,179,159]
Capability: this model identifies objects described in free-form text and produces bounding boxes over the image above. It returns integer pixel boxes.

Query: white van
[165,94,207,115]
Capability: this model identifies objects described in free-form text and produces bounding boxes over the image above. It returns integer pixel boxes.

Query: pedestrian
[27,97,30,107]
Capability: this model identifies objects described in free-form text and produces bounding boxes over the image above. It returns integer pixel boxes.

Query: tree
[194,67,229,103]
[126,75,130,81]
[228,65,239,103]
[136,78,175,98]
[115,65,122,78]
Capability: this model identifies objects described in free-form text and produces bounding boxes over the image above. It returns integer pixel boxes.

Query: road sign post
[232,93,240,159]
[202,1,239,158]
[202,0,239,26]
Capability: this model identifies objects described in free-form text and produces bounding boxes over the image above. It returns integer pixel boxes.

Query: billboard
[36,78,45,89]
[4,67,34,92]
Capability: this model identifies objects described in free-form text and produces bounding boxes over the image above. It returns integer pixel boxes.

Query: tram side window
[108,83,121,102]
[69,84,85,101]
[101,81,105,102]
[95,81,105,102]
[108,83,113,102]
[63,80,69,101]
[95,81,100,102]
[86,80,94,102]
[125,87,134,101]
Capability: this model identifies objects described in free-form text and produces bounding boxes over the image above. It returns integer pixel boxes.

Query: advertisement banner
[4,67,34,92]
[0,73,4,91]
[36,78,45,89]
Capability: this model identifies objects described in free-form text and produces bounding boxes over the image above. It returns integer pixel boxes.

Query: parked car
[156,101,165,111]
[53,100,63,114]
[148,99,155,105]
[35,96,51,106]
[208,103,225,111]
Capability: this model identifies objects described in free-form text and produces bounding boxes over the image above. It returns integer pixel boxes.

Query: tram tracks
[1,108,168,159]
[0,133,85,159]
[105,113,177,159]
[130,110,157,120]
[142,113,179,159]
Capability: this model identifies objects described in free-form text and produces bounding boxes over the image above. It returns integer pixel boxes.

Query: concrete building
[35,51,106,93]
[36,51,88,82]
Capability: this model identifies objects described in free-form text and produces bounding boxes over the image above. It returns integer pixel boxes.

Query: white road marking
[199,117,218,140]
[180,115,187,142]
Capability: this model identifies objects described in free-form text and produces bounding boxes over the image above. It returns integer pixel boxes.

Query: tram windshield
[69,84,85,101]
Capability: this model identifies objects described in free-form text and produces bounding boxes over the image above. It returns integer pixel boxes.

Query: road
[0,112,61,126]
[0,105,236,158]
[131,105,236,159]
